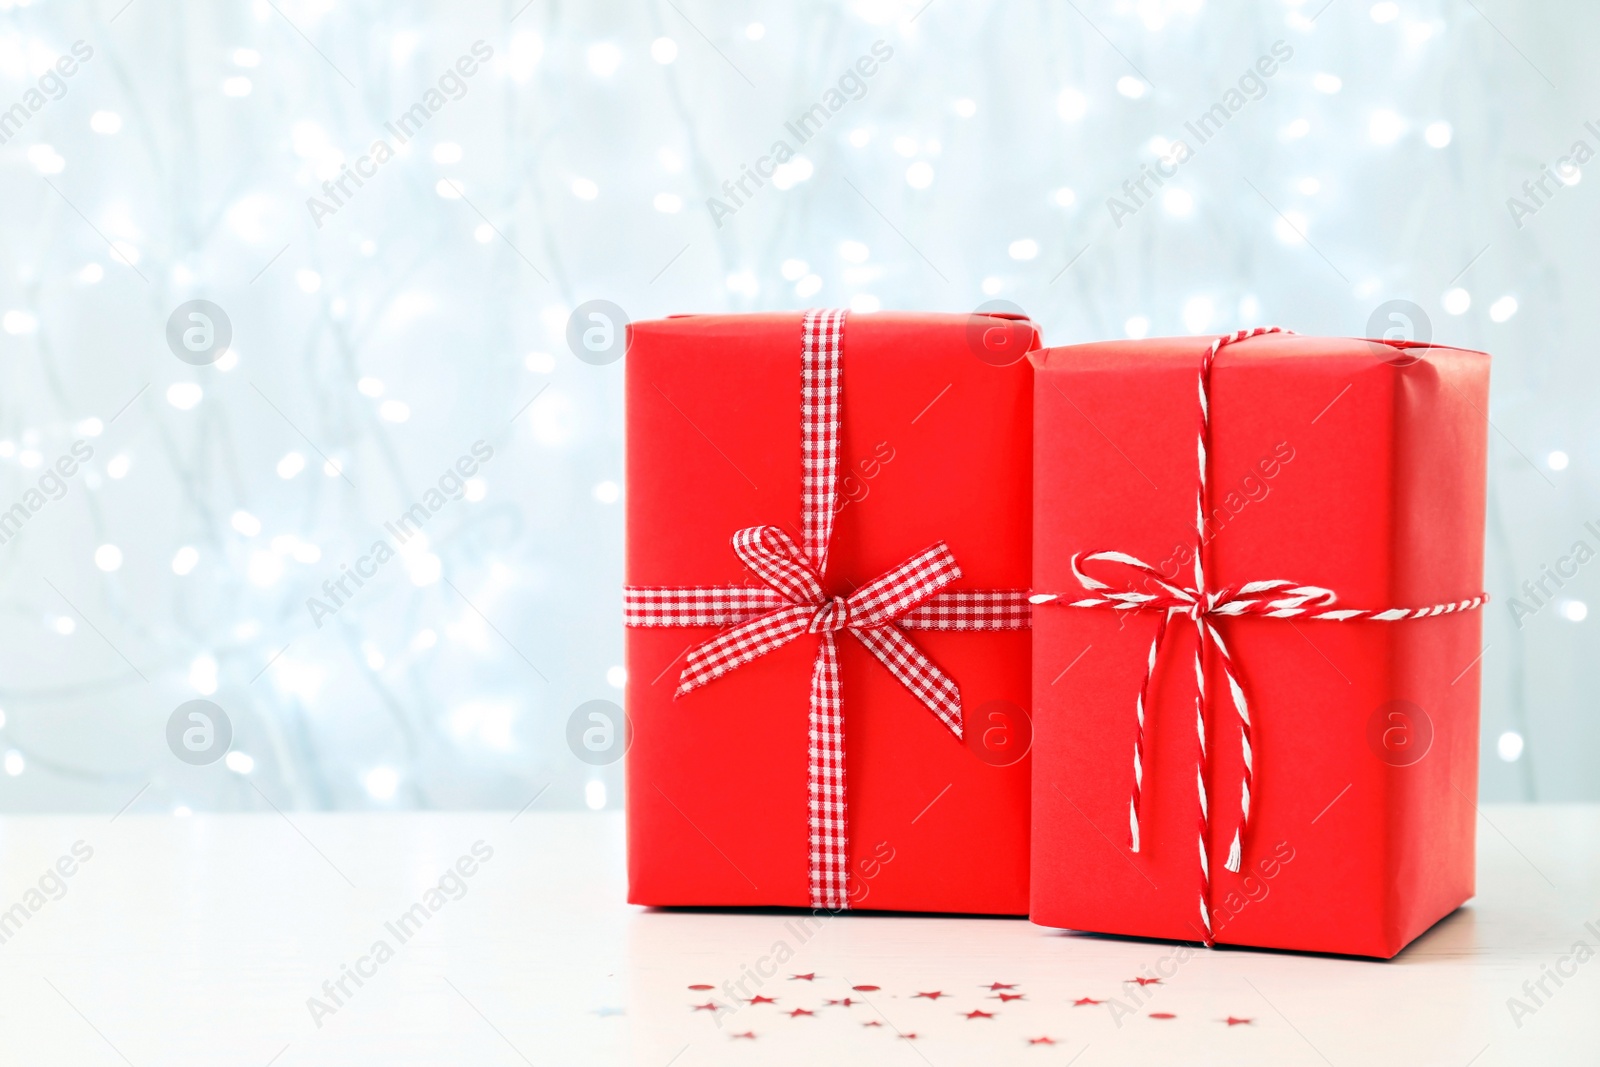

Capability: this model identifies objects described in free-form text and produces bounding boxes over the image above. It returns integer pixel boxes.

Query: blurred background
[0,0,1591,813]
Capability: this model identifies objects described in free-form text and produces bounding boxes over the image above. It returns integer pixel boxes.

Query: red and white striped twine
[625,310,1031,910]
[1031,327,1488,943]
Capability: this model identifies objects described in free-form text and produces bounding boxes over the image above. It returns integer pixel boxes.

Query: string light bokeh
[0,0,1592,811]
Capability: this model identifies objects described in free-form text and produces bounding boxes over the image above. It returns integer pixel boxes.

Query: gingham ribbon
[626,309,1031,911]
[1030,327,1488,943]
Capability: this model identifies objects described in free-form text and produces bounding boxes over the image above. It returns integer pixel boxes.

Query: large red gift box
[1028,329,1489,957]
[624,310,1035,914]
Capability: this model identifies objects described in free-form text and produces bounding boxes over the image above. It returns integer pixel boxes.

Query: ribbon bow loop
[843,542,962,627]
[731,525,825,605]
[676,524,968,733]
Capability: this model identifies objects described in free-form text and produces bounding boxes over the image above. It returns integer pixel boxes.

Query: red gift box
[1028,329,1490,957]
[624,310,1035,914]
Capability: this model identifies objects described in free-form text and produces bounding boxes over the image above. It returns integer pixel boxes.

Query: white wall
[0,0,1590,811]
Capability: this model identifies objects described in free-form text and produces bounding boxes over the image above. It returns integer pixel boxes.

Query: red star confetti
[863,1020,883,1028]
[993,992,1025,1002]
[688,984,714,990]
[731,1031,756,1040]
[1073,997,1102,1006]
[825,998,857,1007]
[691,1002,719,1012]
[853,984,880,991]
[747,995,776,1005]
[913,991,946,1000]
[986,982,1018,991]
[788,1008,815,1018]
[1132,977,1162,986]
[965,1009,996,1020]
[1224,1016,1253,1026]
[789,973,816,981]
[1150,1013,1177,1020]
[1029,1036,1056,1046]
[900,1033,919,1040]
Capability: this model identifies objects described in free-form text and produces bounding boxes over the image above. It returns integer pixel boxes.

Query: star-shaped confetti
[853,984,880,991]
[731,1031,756,1040]
[1073,997,1102,1006]
[1132,977,1162,986]
[1224,1016,1253,1026]
[788,1008,815,1018]
[747,995,776,1005]
[914,991,946,1000]
[1028,1036,1056,1046]
[863,1020,883,1028]
[965,1009,996,1020]
[900,1033,919,1040]
[825,998,857,1007]
[691,1001,719,1012]
[986,982,1017,991]
[789,973,816,981]
[993,992,1025,1002]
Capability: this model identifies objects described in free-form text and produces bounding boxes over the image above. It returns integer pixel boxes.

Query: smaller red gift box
[1028,329,1489,957]
[624,310,1036,915]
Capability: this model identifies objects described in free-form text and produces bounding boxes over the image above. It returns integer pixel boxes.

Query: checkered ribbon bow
[625,309,1031,910]
[1030,327,1488,943]
[672,525,968,728]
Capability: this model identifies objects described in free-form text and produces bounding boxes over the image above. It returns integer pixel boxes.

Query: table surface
[0,806,1594,1066]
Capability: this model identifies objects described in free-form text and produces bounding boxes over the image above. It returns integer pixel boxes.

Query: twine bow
[1031,327,1488,942]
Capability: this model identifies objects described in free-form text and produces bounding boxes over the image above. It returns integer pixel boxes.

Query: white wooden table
[0,806,1594,1065]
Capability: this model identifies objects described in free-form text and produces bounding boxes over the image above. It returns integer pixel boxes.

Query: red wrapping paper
[1029,334,1489,957]
[625,311,1034,914]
